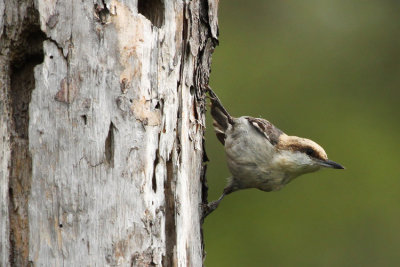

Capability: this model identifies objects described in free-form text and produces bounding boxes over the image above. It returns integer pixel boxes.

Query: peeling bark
[0,0,218,266]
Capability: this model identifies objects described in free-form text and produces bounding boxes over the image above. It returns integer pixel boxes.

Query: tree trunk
[0,0,218,266]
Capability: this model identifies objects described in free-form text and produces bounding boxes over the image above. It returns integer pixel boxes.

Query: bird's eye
[306,148,314,156]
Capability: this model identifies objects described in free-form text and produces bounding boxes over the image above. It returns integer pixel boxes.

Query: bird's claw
[200,200,220,219]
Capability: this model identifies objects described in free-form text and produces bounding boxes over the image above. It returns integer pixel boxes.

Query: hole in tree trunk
[138,0,165,28]
[8,7,45,266]
[81,115,88,125]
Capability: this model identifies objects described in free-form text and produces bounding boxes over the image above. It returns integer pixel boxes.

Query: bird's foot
[201,200,221,219]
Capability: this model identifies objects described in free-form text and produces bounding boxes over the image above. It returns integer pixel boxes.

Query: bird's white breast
[224,117,286,190]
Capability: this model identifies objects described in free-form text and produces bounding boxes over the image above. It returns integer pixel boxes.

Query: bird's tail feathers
[206,86,234,133]
[212,121,226,144]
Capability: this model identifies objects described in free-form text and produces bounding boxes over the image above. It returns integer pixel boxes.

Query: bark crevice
[105,122,115,167]
[152,149,159,193]
[163,158,177,267]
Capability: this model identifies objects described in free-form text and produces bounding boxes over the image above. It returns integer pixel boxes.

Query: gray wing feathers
[245,117,283,146]
[207,87,283,146]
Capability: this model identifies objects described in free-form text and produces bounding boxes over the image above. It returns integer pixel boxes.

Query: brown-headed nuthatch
[203,87,344,217]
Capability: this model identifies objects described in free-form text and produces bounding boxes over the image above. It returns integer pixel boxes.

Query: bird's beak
[318,159,345,169]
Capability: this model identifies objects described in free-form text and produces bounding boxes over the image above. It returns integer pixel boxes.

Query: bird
[203,86,344,217]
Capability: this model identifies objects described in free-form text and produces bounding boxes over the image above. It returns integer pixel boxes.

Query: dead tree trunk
[0,0,218,266]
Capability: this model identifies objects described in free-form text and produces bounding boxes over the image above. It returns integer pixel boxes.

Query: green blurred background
[203,0,400,266]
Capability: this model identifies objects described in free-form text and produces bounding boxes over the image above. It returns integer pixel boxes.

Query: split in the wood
[105,122,115,167]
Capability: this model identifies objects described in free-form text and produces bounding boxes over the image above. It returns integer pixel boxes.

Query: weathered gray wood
[0,0,218,266]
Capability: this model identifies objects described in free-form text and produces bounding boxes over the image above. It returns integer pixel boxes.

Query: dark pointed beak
[319,159,345,169]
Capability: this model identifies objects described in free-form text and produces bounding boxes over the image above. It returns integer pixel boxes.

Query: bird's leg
[202,192,226,218]
[202,184,235,219]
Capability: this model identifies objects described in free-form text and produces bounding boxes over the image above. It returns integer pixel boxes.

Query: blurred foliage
[203,0,400,266]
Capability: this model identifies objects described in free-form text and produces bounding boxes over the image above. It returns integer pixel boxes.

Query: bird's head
[274,135,344,176]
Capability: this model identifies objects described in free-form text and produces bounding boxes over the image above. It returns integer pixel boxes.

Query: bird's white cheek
[273,152,318,174]
[272,155,301,173]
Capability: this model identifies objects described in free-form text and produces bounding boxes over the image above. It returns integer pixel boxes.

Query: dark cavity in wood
[105,122,115,167]
[162,158,177,267]
[138,0,165,28]
[7,5,45,266]
[152,148,159,193]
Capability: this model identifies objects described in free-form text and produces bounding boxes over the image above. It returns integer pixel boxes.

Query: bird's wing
[245,116,283,146]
